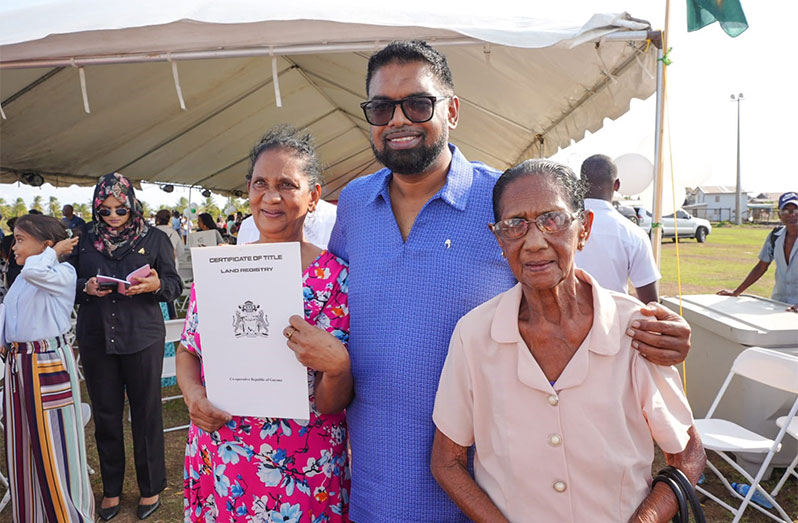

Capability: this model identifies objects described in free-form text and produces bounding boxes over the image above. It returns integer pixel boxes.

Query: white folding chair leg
[771,415,798,498]
[771,450,798,498]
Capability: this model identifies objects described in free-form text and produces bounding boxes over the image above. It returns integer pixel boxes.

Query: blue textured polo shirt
[329,145,516,521]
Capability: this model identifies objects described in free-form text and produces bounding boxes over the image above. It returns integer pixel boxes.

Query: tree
[199,196,220,218]
[0,198,10,223]
[11,197,27,217]
[73,203,90,220]
[31,195,44,213]
[139,200,153,219]
[48,195,61,217]
[234,198,250,215]
[175,197,189,215]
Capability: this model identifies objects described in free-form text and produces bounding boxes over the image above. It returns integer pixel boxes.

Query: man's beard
[371,131,447,175]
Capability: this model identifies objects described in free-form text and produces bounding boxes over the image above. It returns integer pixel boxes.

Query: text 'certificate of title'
[191,242,309,420]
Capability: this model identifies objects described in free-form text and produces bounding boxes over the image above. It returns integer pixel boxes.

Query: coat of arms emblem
[232,300,269,338]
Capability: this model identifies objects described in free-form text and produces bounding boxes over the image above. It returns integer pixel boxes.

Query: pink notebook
[97,264,150,294]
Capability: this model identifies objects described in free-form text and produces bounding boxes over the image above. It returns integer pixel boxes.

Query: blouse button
[548,434,562,447]
[553,481,567,493]
[547,395,559,406]
[111,300,116,304]
[110,339,115,343]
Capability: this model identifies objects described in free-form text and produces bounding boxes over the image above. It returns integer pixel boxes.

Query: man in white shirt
[575,154,660,304]
[237,199,337,249]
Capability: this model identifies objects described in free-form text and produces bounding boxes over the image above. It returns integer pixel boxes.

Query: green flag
[686,0,748,37]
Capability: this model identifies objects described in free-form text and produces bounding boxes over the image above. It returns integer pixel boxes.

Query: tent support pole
[651,0,669,268]
[651,44,665,266]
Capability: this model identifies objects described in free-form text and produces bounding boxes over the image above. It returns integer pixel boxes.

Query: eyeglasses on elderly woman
[490,210,583,240]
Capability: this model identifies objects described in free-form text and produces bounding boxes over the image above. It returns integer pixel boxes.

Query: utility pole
[731,93,744,225]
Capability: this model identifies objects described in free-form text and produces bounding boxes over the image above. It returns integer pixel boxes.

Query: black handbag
[651,466,706,523]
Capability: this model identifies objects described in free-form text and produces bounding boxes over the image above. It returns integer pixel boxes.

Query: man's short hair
[155,209,171,225]
[366,40,455,96]
[580,154,617,188]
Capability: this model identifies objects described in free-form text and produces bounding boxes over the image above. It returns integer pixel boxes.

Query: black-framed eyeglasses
[98,208,129,217]
[359,95,450,126]
[490,211,583,240]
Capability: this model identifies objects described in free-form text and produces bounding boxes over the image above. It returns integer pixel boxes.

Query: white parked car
[661,209,712,242]
[633,207,652,235]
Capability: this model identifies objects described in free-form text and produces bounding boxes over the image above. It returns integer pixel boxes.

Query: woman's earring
[501,250,505,258]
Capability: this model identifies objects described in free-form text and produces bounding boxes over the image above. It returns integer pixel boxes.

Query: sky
[1,0,794,213]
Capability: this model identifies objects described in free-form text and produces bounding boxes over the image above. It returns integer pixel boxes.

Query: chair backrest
[164,319,185,344]
[732,347,798,393]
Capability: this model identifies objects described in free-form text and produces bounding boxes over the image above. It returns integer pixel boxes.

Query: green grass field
[1,225,794,522]
[656,225,778,299]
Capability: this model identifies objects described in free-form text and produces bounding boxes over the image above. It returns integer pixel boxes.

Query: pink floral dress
[182,251,350,522]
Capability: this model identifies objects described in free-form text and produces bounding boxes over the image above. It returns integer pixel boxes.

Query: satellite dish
[614,153,654,196]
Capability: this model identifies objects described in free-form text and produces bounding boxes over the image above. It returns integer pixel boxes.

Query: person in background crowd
[196,212,226,245]
[575,154,660,304]
[226,214,236,233]
[2,214,94,522]
[327,40,692,521]
[431,160,704,522]
[171,209,181,236]
[177,125,351,521]
[67,173,183,521]
[718,191,798,312]
[62,204,87,231]
[2,217,23,290]
[155,209,184,320]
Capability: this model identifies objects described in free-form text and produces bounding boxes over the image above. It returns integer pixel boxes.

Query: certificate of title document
[190,242,309,420]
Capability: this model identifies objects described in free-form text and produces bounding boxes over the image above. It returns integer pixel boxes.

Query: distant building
[748,192,780,223]
[684,186,750,222]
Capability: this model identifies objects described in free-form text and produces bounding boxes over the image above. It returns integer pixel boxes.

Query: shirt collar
[364,144,474,211]
[490,269,621,356]
[583,198,615,212]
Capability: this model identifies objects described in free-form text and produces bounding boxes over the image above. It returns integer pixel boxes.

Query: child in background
[1,214,95,522]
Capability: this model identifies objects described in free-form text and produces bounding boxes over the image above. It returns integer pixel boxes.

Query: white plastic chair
[162,319,189,433]
[770,415,798,498]
[695,346,798,523]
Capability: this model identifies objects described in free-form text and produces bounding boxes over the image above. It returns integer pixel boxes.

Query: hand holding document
[190,242,308,419]
[97,264,151,294]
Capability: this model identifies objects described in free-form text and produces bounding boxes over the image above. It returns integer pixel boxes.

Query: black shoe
[137,498,161,520]
[98,503,120,521]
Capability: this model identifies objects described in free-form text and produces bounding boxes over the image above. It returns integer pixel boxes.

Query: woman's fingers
[190,398,231,432]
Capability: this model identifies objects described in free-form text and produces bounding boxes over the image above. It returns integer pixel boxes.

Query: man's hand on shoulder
[626,303,690,366]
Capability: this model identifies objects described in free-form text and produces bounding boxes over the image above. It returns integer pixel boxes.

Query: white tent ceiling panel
[0,5,659,195]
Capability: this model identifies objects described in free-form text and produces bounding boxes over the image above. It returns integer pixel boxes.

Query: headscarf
[88,173,150,259]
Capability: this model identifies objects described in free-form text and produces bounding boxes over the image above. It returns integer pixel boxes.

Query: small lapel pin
[138,248,146,254]
[444,239,452,249]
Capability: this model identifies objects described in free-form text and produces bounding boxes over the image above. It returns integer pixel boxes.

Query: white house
[685,186,750,222]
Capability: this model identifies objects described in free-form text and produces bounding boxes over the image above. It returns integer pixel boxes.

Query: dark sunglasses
[98,208,129,217]
[359,95,449,126]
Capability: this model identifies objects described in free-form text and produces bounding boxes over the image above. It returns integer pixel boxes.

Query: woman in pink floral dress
[177,126,353,522]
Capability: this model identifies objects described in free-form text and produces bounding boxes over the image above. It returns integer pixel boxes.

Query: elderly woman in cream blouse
[431,159,705,523]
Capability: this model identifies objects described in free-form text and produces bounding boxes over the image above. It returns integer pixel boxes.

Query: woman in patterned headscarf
[67,173,183,521]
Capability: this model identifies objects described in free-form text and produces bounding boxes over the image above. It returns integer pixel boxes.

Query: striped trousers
[3,334,95,522]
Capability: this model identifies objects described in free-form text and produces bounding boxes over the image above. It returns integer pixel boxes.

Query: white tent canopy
[0,1,660,199]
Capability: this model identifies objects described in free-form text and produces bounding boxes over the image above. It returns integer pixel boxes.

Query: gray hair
[492,159,587,221]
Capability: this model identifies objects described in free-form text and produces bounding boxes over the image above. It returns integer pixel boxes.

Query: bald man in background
[575,154,660,304]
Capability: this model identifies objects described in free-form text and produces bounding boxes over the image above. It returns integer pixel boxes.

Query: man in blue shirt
[328,41,692,521]
[61,204,86,230]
